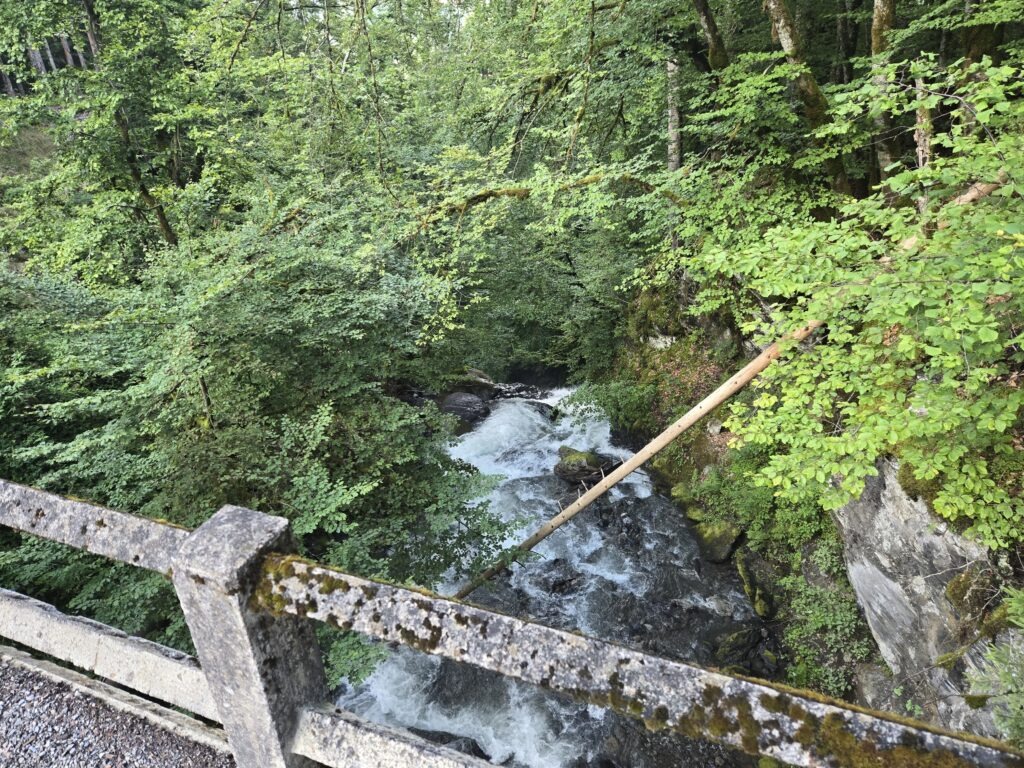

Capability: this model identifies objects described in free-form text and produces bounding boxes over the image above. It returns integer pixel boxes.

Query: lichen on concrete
[0,479,188,575]
[255,554,1024,767]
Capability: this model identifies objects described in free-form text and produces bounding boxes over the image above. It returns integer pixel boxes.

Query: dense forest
[2,0,1024,755]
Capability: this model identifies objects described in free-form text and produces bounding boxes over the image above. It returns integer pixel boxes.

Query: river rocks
[524,400,556,420]
[694,520,741,563]
[440,392,491,425]
[714,627,781,678]
[494,382,548,400]
[735,548,774,619]
[554,445,616,485]
[835,459,1002,736]
[449,368,498,398]
[534,558,585,595]
[408,727,490,761]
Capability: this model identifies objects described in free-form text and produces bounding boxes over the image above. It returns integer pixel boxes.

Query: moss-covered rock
[713,627,781,678]
[944,565,995,618]
[736,548,775,618]
[964,694,991,710]
[670,480,706,522]
[695,520,741,563]
[934,646,970,671]
[554,445,612,484]
[980,603,1010,639]
[896,460,942,511]
[670,480,696,507]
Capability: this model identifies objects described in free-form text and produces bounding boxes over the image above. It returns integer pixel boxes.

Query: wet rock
[494,382,547,400]
[408,727,490,760]
[714,627,781,678]
[427,660,501,709]
[554,445,616,485]
[694,520,741,563]
[449,368,498,399]
[440,392,491,425]
[524,400,556,420]
[735,548,775,619]
[395,386,435,407]
[535,558,585,595]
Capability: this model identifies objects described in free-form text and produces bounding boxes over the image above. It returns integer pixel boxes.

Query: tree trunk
[115,112,179,246]
[82,0,102,59]
[871,0,901,183]
[667,61,681,174]
[43,40,59,72]
[834,0,862,83]
[60,36,76,68]
[28,49,47,76]
[667,58,681,250]
[691,0,729,70]
[1,71,15,97]
[764,0,850,193]
[964,0,1002,64]
[914,75,932,215]
[75,38,89,69]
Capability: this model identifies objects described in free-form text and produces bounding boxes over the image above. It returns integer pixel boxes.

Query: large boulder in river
[447,368,498,400]
[440,392,491,425]
[554,445,616,485]
[835,459,1009,736]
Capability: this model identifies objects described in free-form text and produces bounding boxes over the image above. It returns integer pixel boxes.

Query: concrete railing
[1,478,1023,768]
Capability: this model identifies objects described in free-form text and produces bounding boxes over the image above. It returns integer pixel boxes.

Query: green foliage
[2,0,1024,703]
[319,627,386,686]
[694,443,871,698]
[780,572,874,698]
[575,332,730,436]
[696,445,828,558]
[703,56,1024,549]
[971,589,1024,747]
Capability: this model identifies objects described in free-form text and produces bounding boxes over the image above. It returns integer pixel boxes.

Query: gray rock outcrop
[834,459,1006,737]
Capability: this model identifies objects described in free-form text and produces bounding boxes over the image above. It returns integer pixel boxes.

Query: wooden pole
[453,319,823,600]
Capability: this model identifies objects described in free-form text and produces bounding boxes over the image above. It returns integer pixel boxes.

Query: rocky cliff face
[834,460,1010,737]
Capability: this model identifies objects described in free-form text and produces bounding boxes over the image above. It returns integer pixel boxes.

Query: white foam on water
[341,651,579,767]
[339,386,665,767]
[450,390,653,500]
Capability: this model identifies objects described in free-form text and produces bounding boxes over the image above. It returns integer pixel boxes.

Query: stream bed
[339,388,763,767]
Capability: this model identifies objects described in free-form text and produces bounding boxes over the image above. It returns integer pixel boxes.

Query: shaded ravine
[339,388,762,768]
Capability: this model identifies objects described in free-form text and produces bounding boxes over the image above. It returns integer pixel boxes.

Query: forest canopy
[0,0,1022,694]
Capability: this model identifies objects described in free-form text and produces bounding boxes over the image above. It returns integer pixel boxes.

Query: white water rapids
[338,388,757,768]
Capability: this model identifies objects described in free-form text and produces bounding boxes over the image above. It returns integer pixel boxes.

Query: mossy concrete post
[172,505,327,768]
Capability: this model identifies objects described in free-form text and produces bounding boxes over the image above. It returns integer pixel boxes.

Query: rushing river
[339,388,761,767]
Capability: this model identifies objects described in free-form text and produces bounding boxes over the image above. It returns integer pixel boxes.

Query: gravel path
[0,653,235,768]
